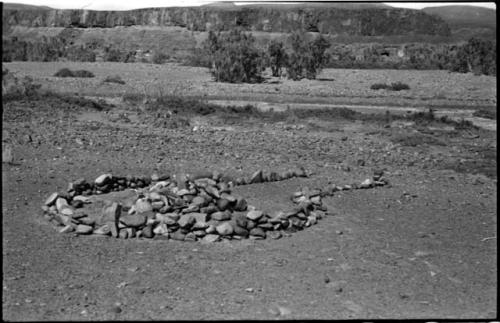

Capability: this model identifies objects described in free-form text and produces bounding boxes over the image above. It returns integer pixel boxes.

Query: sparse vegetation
[103,75,126,84]
[267,40,288,77]
[473,108,496,120]
[54,68,94,78]
[370,81,410,91]
[151,50,169,64]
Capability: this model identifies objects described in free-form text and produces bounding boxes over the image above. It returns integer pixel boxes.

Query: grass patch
[391,132,446,147]
[103,75,126,84]
[54,68,95,78]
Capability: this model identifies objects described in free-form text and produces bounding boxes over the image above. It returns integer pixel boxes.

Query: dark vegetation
[472,108,497,120]
[54,68,95,78]
[371,82,410,91]
[103,75,126,84]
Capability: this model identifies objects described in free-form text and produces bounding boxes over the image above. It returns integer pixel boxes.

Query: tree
[450,38,496,76]
[268,40,287,77]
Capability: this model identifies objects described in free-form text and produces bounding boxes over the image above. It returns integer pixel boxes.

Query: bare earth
[2,62,497,320]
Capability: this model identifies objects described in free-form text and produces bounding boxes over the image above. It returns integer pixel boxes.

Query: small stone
[205,186,220,199]
[268,231,282,239]
[118,229,129,239]
[310,195,322,205]
[233,225,249,237]
[216,198,230,211]
[59,225,74,234]
[44,192,59,206]
[60,207,74,216]
[201,234,220,243]
[216,222,234,236]
[211,211,231,221]
[184,232,197,241]
[249,227,266,238]
[153,223,169,236]
[142,225,154,238]
[220,193,236,203]
[360,178,374,188]
[95,174,112,185]
[246,210,263,221]
[178,214,195,228]
[75,224,93,235]
[135,198,153,213]
[258,222,274,230]
[191,196,206,206]
[233,197,248,211]
[246,220,256,230]
[205,224,216,234]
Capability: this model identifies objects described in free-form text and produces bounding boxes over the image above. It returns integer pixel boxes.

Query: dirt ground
[2,65,497,320]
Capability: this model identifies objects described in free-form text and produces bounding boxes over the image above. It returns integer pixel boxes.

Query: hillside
[423,5,496,40]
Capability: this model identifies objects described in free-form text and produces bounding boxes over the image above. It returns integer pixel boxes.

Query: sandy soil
[2,91,497,320]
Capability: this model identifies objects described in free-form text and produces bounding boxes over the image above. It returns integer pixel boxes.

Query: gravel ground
[2,94,497,320]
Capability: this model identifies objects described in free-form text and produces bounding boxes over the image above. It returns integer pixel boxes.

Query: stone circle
[41,168,388,242]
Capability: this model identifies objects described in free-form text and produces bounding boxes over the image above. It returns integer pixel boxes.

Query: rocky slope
[3,3,450,36]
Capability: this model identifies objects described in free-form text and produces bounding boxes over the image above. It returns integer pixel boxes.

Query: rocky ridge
[41,168,388,242]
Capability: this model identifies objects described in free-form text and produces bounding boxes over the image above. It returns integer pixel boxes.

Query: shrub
[390,81,410,91]
[285,32,330,80]
[103,75,125,84]
[472,108,496,120]
[66,45,96,62]
[151,50,168,64]
[450,37,496,76]
[370,83,391,90]
[54,68,94,78]
[207,29,265,83]
[2,69,42,101]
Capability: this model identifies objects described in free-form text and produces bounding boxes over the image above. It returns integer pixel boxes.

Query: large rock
[135,198,153,213]
[44,192,59,206]
[119,214,147,228]
[249,170,263,184]
[99,202,122,225]
[95,174,112,186]
[201,234,220,243]
[75,224,93,235]
[249,227,266,238]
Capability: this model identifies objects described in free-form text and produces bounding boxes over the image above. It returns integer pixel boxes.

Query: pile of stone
[41,168,388,242]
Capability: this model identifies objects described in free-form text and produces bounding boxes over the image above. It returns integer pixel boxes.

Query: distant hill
[423,5,496,40]
[2,3,53,10]
[237,2,392,10]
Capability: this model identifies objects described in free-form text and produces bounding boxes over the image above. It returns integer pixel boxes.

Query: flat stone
[170,231,185,241]
[268,231,282,239]
[165,213,180,221]
[249,170,263,184]
[310,195,322,205]
[78,217,96,226]
[246,220,256,230]
[211,211,231,221]
[220,193,236,203]
[55,197,69,213]
[120,214,147,228]
[44,192,59,206]
[193,230,206,237]
[216,222,234,236]
[100,202,122,226]
[93,224,111,235]
[191,196,206,206]
[60,207,74,216]
[59,225,74,234]
[205,186,220,199]
[201,234,220,243]
[258,222,274,230]
[246,210,263,221]
[190,170,213,181]
[95,174,112,185]
[249,227,266,238]
[75,224,93,235]
[184,232,197,241]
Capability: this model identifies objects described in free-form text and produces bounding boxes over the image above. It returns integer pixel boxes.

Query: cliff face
[3,6,451,36]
